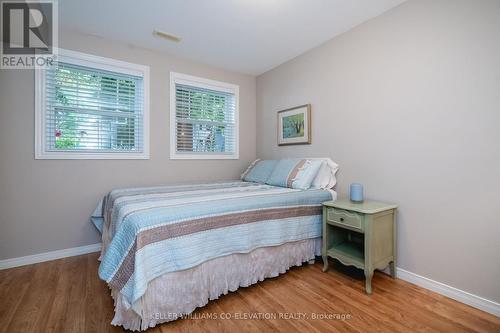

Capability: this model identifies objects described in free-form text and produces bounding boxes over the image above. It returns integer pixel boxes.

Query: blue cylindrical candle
[350,183,364,203]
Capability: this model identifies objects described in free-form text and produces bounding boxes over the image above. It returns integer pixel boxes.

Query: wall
[256,0,500,303]
[0,30,256,259]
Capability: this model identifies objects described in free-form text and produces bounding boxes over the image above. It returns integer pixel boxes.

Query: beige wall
[256,0,500,302]
[0,30,256,259]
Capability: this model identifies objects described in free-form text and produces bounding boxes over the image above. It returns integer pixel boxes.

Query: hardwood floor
[0,253,498,333]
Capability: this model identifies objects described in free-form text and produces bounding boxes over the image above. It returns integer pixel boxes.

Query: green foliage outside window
[53,66,137,150]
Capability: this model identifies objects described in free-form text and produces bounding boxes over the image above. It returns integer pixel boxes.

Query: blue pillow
[266,159,323,190]
[241,159,278,183]
[266,159,305,188]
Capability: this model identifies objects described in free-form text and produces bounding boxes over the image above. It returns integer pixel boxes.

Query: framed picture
[277,104,311,146]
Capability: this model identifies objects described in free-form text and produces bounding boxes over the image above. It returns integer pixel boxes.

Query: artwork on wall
[277,104,311,146]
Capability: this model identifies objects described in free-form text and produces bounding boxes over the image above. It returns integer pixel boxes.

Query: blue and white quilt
[93,181,333,310]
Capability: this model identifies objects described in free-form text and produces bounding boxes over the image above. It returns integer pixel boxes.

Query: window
[35,49,149,159]
[170,72,239,159]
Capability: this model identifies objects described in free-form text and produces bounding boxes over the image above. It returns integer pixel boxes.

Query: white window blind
[35,49,149,159]
[170,72,239,159]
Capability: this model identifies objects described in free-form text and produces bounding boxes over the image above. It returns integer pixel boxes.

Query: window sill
[170,153,239,160]
[35,151,150,160]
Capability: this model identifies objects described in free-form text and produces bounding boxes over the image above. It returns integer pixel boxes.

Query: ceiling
[59,0,406,75]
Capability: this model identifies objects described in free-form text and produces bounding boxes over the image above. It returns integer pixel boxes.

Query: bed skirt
[110,237,322,331]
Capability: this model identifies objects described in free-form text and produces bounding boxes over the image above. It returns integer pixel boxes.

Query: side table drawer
[327,208,364,231]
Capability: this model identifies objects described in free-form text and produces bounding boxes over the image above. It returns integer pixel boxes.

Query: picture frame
[277,104,311,146]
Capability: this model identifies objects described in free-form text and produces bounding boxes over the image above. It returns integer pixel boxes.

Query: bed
[91,158,338,331]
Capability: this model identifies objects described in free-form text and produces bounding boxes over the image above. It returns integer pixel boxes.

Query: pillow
[292,160,324,190]
[241,159,278,183]
[266,159,323,190]
[310,158,339,189]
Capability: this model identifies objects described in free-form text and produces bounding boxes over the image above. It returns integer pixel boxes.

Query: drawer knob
[340,217,344,222]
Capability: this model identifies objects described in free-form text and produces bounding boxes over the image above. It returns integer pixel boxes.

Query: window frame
[169,72,239,160]
[35,48,150,159]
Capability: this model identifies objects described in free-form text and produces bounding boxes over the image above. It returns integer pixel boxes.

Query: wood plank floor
[0,253,499,333]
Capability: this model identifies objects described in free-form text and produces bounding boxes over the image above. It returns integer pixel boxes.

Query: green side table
[322,199,398,294]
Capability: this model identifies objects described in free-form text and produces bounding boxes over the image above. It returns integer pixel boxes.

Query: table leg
[365,269,373,294]
[389,261,396,278]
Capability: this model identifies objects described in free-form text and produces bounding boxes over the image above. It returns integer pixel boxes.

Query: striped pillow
[266,159,323,190]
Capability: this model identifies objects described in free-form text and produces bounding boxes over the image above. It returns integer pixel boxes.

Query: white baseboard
[0,243,102,270]
[396,267,500,317]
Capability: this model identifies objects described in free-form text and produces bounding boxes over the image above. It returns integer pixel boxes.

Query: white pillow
[309,158,339,189]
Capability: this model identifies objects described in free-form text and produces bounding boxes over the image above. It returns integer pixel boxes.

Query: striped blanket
[95,181,333,311]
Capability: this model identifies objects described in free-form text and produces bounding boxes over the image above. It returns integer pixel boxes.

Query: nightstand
[322,200,398,294]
